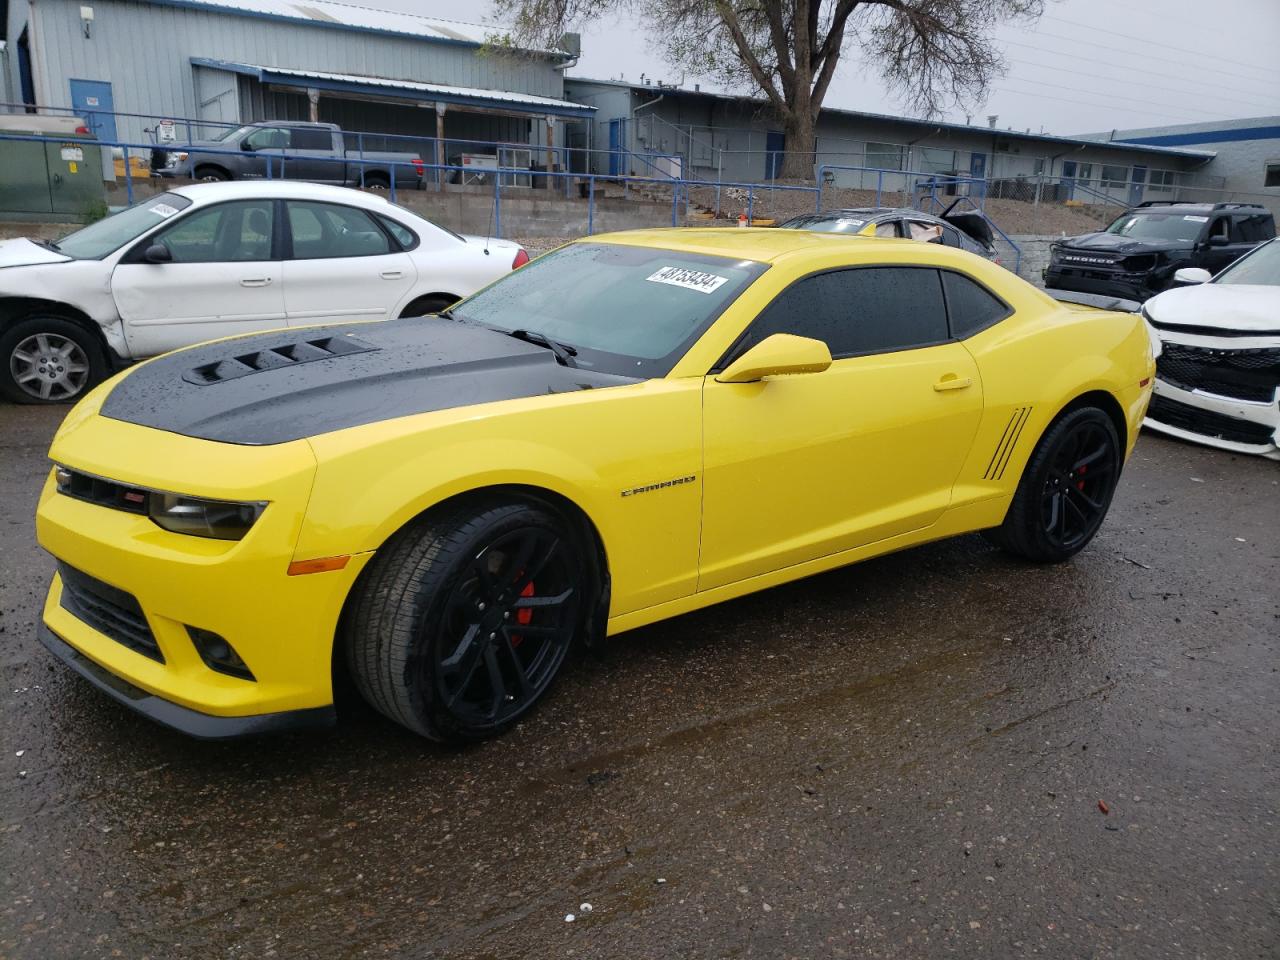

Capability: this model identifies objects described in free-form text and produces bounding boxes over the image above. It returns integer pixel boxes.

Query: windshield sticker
[149,202,181,218]
[1183,215,1209,222]
[836,218,866,227]
[645,266,730,294]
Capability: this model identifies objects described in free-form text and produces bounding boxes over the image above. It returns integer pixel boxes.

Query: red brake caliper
[511,581,534,647]
[1076,464,1088,491]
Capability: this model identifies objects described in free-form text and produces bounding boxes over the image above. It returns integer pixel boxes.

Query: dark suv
[1044,202,1275,301]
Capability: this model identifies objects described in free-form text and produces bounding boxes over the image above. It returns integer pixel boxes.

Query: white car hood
[0,237,71,268]
[1146,283,1280,333]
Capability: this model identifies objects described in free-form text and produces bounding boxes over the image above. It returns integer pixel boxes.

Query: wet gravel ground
[1,404,1277,960]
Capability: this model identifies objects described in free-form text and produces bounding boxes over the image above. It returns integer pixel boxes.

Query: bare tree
[493,0,1043,179]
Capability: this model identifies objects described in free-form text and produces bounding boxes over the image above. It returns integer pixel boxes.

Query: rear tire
[343,500,586,742]
[0,315,107,404]
[194,166,229,182]
[984,406,1121,563]
[400,295,457,318]
[361,174,390,190]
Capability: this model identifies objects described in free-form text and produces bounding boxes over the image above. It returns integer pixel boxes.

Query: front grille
[56,468,150,515]
[1156,345,1280,403]
[1148,394,1277,445]
[58,562,163,662]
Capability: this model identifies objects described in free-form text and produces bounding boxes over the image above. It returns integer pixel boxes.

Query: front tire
[985,406,1121,563]
[344,501,585,742]
[0,315,107,404]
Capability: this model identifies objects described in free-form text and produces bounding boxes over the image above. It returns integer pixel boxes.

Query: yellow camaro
[35,229,1154,741]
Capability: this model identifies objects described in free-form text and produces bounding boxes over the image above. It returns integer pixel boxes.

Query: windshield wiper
[35,239,62,252]
[506,329,578,367]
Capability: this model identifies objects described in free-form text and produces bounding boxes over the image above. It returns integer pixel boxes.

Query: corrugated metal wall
[31,0,565,143]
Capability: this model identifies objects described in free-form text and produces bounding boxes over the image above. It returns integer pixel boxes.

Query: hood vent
[182,334,378,385]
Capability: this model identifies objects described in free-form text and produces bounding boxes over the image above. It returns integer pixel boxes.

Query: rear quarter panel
[953,296,1155,510]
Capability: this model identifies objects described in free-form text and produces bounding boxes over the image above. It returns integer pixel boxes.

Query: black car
[778,204,999,261]
[1044,201,1275,301]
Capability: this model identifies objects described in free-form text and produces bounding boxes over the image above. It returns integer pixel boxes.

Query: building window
[866,142,904,171]
[1074,163,1094,182]
[1266,161,1280,188]
[1148,170,1176,192]
[1101,164,1129,188]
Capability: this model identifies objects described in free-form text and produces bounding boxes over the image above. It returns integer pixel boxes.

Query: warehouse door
[69,80,117,142]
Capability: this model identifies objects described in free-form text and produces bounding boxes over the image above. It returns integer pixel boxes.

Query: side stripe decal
[984,406,1033,481]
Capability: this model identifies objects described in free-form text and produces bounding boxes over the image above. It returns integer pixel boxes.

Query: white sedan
[1142,237,1280,459]
[0,181,528,403]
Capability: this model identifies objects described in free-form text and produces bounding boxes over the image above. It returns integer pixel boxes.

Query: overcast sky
[399,0,1280,135]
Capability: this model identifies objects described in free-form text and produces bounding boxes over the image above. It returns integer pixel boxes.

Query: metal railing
[0,130,822,237]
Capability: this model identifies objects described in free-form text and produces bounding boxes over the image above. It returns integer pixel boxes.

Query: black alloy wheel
[431,525,578,731]
[345,501,585,742]
[1039,417,1117,553]
[985,406,1122,563]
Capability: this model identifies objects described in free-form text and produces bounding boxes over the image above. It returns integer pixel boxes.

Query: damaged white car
[1142,237,1280,459]
[0,181,527,403]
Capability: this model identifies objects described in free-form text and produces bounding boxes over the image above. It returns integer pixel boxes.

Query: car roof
[806,207,941,220]
[584,227,932,263]
[167,180,393,208]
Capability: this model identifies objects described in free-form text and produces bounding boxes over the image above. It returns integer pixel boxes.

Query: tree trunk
[778,111,818,181]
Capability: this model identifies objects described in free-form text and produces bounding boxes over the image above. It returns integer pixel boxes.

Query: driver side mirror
[240,140,255,152]
[716,334,832,384]
[143,242,173,263]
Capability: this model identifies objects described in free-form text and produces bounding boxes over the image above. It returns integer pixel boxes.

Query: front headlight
[166,151,189,166]
[149,493,265,540]
[54,466,266,540]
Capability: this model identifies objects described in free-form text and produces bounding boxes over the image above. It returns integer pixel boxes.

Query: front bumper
[36,409,372,734]
[39,624,335,738]
[1044,265,1161,302]
[1144,379,1280,459]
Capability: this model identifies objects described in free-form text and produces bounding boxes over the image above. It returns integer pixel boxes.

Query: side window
[1207,216,1230,241]
[378,215,418,249]
[941,271,1011,339]
[154,201,274,263]
[906,220,945,243]
[735,267,948,360]
[1232,214,1270,243]
[874,221,899,238]
[290,127,332,150]
[243,127,290,151]
[287,201,392,259]
[939,226,965,249]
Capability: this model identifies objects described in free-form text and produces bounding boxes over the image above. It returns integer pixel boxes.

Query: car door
[699,266,984,591]
[238,125,291,179]
[281,199,416,323]
[1200,215,1256,274]
[111,199,284,357]
[285,126,342,184]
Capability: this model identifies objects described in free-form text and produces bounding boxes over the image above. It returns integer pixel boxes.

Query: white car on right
[1142,237,1280,460]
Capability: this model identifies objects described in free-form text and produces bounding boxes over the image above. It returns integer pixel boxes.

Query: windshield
[54,194,193,259]
[781,214,873,234]
[1216,238,1280,286]
[209,125,249,142]
[449,243,768,377]
[1104,212,1205,243]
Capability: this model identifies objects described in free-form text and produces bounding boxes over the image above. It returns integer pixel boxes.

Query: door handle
[380,270,403,279]
[240,278,273,287]
[933,374,973,392]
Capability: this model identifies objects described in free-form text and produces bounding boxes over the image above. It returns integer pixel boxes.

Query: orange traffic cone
[737,212,749,228]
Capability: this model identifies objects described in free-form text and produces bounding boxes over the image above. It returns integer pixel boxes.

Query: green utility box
[0,125,106,221]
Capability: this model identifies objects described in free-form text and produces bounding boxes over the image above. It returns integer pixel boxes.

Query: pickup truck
[153,121,425,189]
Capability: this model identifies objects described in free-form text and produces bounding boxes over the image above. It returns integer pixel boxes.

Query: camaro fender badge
[621,475,697,498]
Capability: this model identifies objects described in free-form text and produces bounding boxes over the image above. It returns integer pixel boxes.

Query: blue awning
[192,59,595,119]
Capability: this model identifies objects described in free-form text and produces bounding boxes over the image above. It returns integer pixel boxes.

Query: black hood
[99,317,638,445]
[1058,232,1191,255]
